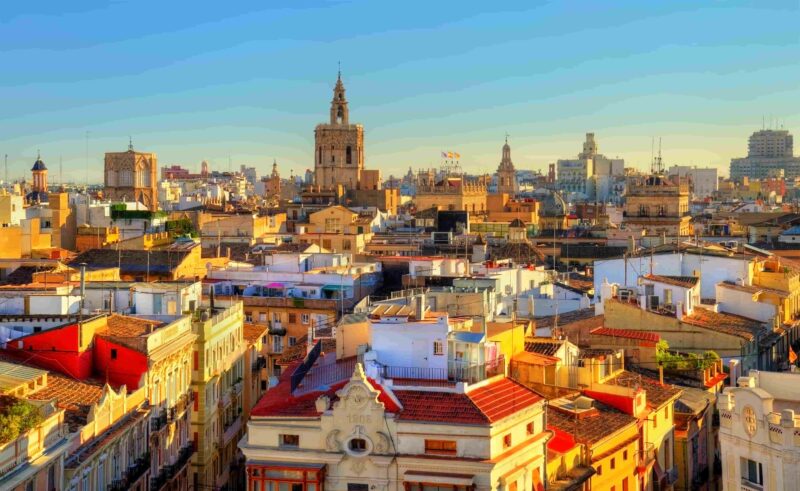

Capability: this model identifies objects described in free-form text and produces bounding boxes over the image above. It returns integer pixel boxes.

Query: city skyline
[2,0,798,182]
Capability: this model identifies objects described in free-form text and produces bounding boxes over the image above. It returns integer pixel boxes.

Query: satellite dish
[504,285,513,295]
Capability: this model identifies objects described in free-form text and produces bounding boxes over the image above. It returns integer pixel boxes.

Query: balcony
[107,453,150,491]
[740,478,763,491]
[637,443,656,474]
[150,411,167,432]
[379,355,505,385]
[251,355,267,372]
[666,467,678,485]
[692,465,710,488]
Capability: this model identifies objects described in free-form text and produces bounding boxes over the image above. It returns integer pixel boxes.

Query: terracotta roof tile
[467,377,543,422]
[525,339,563,357]
[603,370,683,408]
[681,307,764,341]
[590,327,660,344]
[394,390,488,425]
[243,323,269,344]
[547,398,637,446]
[97,314,164,338]
[643,274,699,288]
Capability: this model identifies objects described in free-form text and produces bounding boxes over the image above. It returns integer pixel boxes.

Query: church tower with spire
[314,70,364,190]
[496,136,518,195]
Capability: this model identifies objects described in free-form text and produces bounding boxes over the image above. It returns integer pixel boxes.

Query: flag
[447,152,454,159]
[454,152,461,159]
[441,151,448,159]
[790,345,798,364]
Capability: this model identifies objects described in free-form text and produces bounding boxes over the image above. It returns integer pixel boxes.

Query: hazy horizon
[1,1,798,183]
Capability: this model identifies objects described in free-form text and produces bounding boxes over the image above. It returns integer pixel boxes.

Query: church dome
[31,157,47,171]
[538,189,567,217]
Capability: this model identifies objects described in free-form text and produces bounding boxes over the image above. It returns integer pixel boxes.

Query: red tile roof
[394,390,487,424]
[467,377,543,422]
[643,274,698,288]
[681,307,764,341]
[253,363,542,425]
[590,327,660,344]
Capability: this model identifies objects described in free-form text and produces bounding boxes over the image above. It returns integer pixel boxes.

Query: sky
[1,0,798,183]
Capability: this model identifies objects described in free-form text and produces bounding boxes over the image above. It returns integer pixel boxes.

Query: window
[623,449,628,460]
[342,239,352,251]
[288,337,297,347]
[110,349,117,360]
[653,413,658,427]
[526,422,534,435]
[348,438,367,453]
[596,465,602,476]
[348,485,369,491]
[259,313,267,322]
[48,464,56,491]
[273,312,280,323]
[433,340,444,356]
[272,336,283,353]
[324,218,341,233]
[741,458,763,487]
[611,457,616,470]
[346,146,352,165]
[503,434,512,448]
[279,434,299,447]
[622,477,629,491]
[508,482,517,491]
[301,314,310,325]
[425,439,457,455]
[245,312,253,322]
[289,313,297,323]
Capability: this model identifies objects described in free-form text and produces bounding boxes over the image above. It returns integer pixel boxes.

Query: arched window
[318,147,322,165]
[346,146,352,165]
[337,107,343,123]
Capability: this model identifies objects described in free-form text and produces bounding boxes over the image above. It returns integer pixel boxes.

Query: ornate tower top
[330,69,349,125]
[498,135,515,172]
[271,159,279,178]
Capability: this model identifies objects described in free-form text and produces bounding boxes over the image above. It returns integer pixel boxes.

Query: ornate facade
[414,171,489,215]
[314,73,365,190]
[496,137,517,195]
[104,142,159,211]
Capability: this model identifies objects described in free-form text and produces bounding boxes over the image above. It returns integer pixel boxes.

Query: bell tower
[330,71,349,125]
[496,135,518,195]
[314,70,364,190]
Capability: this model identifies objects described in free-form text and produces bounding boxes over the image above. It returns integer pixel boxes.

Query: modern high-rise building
[730,129,800,181]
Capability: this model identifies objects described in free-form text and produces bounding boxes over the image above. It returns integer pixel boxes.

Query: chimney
[658,365,664,385]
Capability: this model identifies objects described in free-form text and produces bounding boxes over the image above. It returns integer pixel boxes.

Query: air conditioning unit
[663,303,675,314]
[648,295,660,311]
[618,289,634,302]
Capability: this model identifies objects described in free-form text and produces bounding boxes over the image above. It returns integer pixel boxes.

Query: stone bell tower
[496,136,518,195]
[314,70,364,190]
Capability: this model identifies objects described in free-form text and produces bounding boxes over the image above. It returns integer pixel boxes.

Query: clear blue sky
[1,0,798,183]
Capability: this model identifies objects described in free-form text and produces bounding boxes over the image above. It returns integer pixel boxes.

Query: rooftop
[98,314,165,338]
[547,396,637,446]
[643,274,699,288]
[603,370,683,408]
[681,307,765,341]
[589,327,660,345]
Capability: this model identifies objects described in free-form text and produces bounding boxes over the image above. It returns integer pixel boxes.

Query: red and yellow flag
[789,345,797,364]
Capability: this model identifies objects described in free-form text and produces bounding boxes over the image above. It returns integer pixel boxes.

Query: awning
[404,471,474,486]
[266,282,285,288]
[248,460,325,470]
[322,285,346,292]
